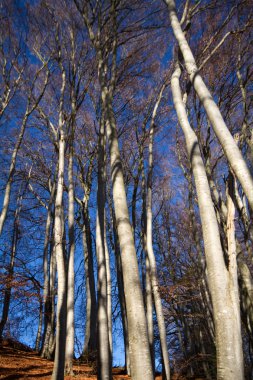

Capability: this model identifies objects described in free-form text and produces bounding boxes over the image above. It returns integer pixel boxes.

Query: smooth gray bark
[146,83,170,380]
[105,231,112,359]
[0,114,28,237]
[104,92,153,380]
[96,119,112,380]
[74,2,153,376]
[171,63,244,380]
[109,199,130,375]
[77,157,97,358]
[65,143,75,375]
[52,67,67,380]
[0,66,48,236]
[165,0,253,211]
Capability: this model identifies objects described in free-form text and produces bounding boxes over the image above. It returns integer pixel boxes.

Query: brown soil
[0,339,164,380]
[0,339,207,379]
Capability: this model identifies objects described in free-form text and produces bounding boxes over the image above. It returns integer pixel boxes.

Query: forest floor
[0,338,161,380]
[0,339,205,379]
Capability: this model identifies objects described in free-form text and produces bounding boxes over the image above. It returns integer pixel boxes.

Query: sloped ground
[0,339,208,379]
[0,339,163,380]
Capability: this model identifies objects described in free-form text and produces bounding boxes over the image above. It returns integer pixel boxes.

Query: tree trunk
[146,83,171,380]
[145,256,154,371]
[226,172,244,378]
[41,217,56,359]
[52,64,67,378]
[0,194,21,337]
[0,113,28,236]
[65,143,75,375]
[41,182,55,356]
[109,197,130,375]
[140,128,155,373]
[96,116,112,380]
[171,63,244,380]
[165,0,253,211]
[104,89,153,380]
[82,212,97,357]
[76,3,153,376]
[239,261,253,347]
[35,294,43,352]
[105,230,112,359]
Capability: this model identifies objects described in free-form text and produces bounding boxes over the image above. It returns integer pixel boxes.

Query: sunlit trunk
[171,63,244,380]
[104,89,153,380]
[52,67,67,380]
[96,116,112,380]
[165,0,253,211]
[65,142,75,375]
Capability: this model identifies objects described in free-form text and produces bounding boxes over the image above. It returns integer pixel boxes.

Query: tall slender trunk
[0,113,28,236]
[145,255,154,370]
[75,3,153,375]
[78,158,97,359]
[103,89,153,380]
[165,0,253,211]
[109,194,130,375]
[140,138,154,373]
[51,127,67,380]
[41,182,55,356]
[41,215,56,359]
[79,154,97,358]
[171,63,244,380]
[52,65,67,380]
[0,66,48,236]
[82,211,97,357]
[0,194,21,337]
[48,240,56,358]
[238,261,253,347]
[146,83,170,380]
[65,142,75,375]
[226,172,244,376]
[96,117,111,380]
[105,230,112,358]
[35,294,43,352]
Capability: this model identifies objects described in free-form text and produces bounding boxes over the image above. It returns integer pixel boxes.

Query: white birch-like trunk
[105,231,112,359]
[104,89,153,380]
[226,173,244,377]
[140,138,154,373]
[75,4,153,375]
[52,66,67,379]
[96,119,111,380]
[51,127,67,380]
[146,84,171,380]
[171,63,244,380]
[145,255,154,370]
[0,113,28,236]
[0,66,48,236]
[48,240,56,358]
[111,210,130,375]
[165,0,253,211]
[65,144,75,375]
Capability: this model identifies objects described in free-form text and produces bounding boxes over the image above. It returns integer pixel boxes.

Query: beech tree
[1,1,253,380]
